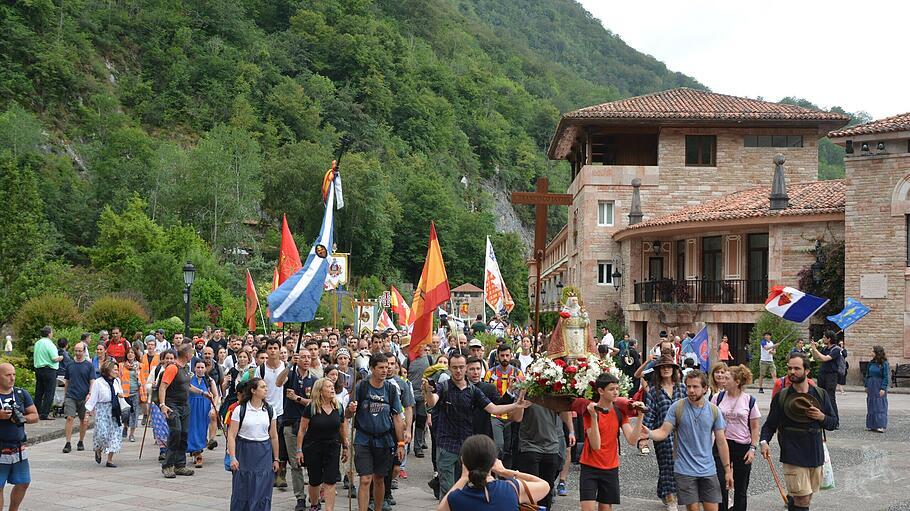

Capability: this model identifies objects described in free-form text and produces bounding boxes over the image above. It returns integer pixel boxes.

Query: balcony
[633,279,768,305]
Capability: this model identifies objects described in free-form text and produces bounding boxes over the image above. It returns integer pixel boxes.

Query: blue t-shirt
[446,478,519,511]
[0,388,34,445]
[665,398,726,477]
[353,380,401,448]
[64,360,95,400]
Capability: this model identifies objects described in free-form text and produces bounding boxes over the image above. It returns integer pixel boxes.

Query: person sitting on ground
[437,434,549,511]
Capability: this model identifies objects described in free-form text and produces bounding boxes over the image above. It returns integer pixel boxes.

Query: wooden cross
[511,177,573,348]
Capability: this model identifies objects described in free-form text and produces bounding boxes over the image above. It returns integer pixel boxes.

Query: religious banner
[355,302,376,334]
[484,236,514,316]
[324,252,349,290]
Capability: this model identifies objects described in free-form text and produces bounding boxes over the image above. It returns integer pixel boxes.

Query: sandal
[94,448,102,464]
[194,454,203,468]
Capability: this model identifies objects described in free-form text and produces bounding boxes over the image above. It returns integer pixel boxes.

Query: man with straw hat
[760,352,838,511]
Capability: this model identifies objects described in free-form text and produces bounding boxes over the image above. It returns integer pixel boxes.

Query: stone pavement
[13,387,910,510]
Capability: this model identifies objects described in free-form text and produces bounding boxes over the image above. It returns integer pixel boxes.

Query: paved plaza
[12,388,910,511]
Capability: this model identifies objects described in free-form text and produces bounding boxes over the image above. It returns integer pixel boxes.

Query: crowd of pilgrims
[41,321,864,511]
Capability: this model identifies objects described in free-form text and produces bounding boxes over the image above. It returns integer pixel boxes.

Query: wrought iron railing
[633,279,767,305]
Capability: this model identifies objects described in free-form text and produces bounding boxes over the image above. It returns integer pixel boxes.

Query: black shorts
[354,445,393,476]
[304,441,341,486]
[579,465,620,504]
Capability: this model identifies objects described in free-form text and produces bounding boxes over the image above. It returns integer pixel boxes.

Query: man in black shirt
[808,330,843,421]
[465,357,507,439]
[159,344,195,478]
[760,352,837,511]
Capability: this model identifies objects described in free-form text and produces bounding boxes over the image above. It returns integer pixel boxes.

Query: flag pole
[257,296,267,334]
[482,237,488,325]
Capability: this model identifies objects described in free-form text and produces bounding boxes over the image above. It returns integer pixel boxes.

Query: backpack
[259,361,288,379]
[672,399,719,459]
[833,347,847,377]
[352,379,398,438]
[236,400,274,431]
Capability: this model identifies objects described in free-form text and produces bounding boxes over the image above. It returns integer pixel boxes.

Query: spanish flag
[409,223,450,360]
[390,286,412,329]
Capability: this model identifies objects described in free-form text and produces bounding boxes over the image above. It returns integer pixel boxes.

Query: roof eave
[612,211,844,241]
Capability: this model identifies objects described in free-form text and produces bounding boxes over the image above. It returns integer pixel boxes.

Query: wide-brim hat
[783,391,822,424]
[652,355,680,371]
[399,336,411,348]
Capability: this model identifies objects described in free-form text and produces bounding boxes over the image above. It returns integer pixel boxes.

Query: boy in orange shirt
[579,373,645,511]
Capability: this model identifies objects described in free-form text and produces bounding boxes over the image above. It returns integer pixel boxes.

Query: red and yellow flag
[390,286,412,328]
[245,269,259,332]
[409,222,450,360]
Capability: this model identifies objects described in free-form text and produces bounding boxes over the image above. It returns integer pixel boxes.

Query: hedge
[84,296,150,335]
[11,294,81,353]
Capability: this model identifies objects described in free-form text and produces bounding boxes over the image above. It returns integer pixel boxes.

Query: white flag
[334,172,344,209]
[484,237,514,315]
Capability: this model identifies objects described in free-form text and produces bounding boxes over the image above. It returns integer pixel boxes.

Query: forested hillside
[0,0,704,328]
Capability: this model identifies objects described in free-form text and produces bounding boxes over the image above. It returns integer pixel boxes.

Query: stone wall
[844,153,910,371]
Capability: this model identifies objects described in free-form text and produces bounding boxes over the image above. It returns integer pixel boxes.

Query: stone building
[533,88,850,359]
[829,113,910,370]
[449,283,484,321]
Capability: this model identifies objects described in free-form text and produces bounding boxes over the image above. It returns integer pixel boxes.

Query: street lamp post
[182,262,196,337]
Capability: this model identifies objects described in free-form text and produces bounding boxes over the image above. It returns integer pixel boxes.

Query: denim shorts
[0,460,30,487]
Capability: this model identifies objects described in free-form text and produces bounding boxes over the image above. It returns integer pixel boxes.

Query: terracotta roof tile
[828,112,910,138]
[566,88,850,122]
[451,283,482,293]
[620,180,844,232]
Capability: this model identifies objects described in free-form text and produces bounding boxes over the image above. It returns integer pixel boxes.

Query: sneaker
[388,496,396,505]
[428,476,439,492]
[557,480,568,496]
[206,439,218,450]
[349,485,357,498]
[122,428,128,438]
[128,435,135,443]
[399,469,408,479]
[94,448,102,464]
[758,388,764,394]
[382,499,392,511]
[390,479,398,490]
[174,467,195,476]
[342,475,349,489]
[413,448,424,458]
[294,499,308,511]
[162,466,176,479]
[62,442,71,454]
[76,441,85,451]
[158,452,166,462]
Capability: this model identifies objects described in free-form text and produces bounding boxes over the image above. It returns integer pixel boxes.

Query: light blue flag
[268,181,336,323]
[826,297,870,331]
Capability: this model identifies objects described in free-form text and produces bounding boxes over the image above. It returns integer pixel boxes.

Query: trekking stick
[764,451,788,505]
[138,404,151,460]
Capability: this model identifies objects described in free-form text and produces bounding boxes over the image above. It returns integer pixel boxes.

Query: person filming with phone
[0,363,39,511]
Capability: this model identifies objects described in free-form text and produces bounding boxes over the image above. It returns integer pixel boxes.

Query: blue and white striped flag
[268,179,336,323]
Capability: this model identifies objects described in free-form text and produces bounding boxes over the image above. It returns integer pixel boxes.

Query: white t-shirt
[518,354,534,373]
[760,340,775,362]
[600,333,615,348]
[261,361,286,418]
[232,403,271,441]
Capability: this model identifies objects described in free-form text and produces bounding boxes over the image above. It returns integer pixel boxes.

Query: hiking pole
[138,407,151,460]
[764,451,788,505]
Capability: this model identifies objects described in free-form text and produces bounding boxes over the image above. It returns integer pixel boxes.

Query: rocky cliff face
[481,179,533,254]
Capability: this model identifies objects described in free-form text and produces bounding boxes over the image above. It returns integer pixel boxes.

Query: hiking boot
[382,499,392,511]
[174,467,195,476]
[387,496,396,505]
[294,498,308,511]
[275,468,287,488]
[206,439,218,450]
[413,448,424,458]
[557,480,568,496]
[162,466,176,479]
[76,441,85,451]
[62,442,71,454]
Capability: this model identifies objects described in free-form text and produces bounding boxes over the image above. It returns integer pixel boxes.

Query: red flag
[409,222,450,360]
[276,214,302,286]
[245,270,259,332]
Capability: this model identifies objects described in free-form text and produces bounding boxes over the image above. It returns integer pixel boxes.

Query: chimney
[628,178,643,225]
[770,154,789,210]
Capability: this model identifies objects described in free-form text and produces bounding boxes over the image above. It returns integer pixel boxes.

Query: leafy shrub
[146,317,184,338]
[0,355,36,396]
[84,296,150,335]
[11,294,81,353]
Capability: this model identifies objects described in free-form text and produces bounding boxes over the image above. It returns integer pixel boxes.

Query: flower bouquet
[516,355,633,412]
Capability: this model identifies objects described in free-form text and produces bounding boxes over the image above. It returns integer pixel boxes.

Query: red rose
[559,311,571,318]
[552,382,563,392]
[565,366,578,375]
[577,356,587,362]
[537,378,548,387]
[554,359,567,367]
[578,363,588,369]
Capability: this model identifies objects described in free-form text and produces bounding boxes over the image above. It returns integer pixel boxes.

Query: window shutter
[724,235,742,279]
[685,239,698,279]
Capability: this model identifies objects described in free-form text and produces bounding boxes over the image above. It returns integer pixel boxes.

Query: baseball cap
[468,339,483,348]
[144,335,156,343]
